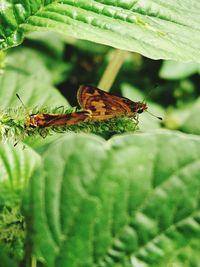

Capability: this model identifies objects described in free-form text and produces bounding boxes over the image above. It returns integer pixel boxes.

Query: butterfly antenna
[14,132,27,147]
[142,84,159,103]
[146,110,162,121]
[16,94,29,115]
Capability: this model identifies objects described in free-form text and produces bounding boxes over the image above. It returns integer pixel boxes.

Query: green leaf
[0,50,6,71]
[24,131,200,267]
[0,243,17,267]
[159,60,200,80]
[26,32,72,84]
[164,98,200,135]
[1,0,200,62]
[167,239,200,267]
[0,143,41,265]
[180,98,200,135]
[0,142,41,195]
[0,47,69,109]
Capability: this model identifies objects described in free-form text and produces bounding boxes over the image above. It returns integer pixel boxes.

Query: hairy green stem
[0,107,137,142]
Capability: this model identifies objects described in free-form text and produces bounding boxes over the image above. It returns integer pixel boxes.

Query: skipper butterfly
[77,85,153,122]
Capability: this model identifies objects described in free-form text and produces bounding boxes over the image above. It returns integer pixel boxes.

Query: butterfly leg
[54,105,65,113]
[134,114,139,125]
[84,109,93,118]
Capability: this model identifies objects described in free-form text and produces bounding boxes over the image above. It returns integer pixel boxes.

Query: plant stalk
[97,49,127,92]
[31,256,37,267]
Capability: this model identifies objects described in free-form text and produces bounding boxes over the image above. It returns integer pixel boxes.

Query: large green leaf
[24,131,200,267]
[166,239,200,267]
[1,0,200,62]
[0,48,68,108]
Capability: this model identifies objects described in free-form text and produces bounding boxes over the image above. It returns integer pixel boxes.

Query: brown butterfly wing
[77,85,136,120]
[28,111,90,128]
[42,112,90,127]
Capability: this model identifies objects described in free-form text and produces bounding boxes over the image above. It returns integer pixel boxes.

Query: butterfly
[16,94,91,128]
[26,111,91,128]
[77,85,156,122]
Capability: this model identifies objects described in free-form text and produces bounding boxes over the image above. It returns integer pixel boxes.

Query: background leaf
[24,131,200,267]
[1,0,200,62]
[25,32,72,84]
[0,47,69,108]
[164,98,200,135]
[159,60,200,80]
[179,98,200,135]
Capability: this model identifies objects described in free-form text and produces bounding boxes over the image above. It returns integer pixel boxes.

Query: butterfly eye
[137,109,144,114]
[29,124,37,128]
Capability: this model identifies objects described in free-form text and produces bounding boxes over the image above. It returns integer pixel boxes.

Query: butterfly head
[133,102,148,114]
[25,114,38,128]
[133,101,162,121]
